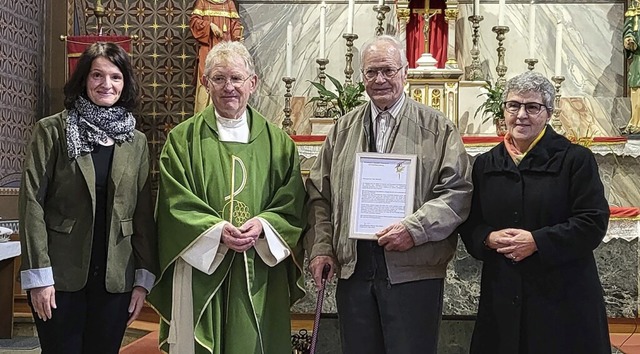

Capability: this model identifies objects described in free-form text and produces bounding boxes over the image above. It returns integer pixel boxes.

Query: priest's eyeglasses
[206,75,253,89]
[362,66,404,80]
[503,101,548,115]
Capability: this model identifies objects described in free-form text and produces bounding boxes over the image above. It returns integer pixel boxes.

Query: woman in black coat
[460,71,611,354]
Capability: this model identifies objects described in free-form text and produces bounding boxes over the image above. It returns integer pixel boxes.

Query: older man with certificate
[305,35,472,354]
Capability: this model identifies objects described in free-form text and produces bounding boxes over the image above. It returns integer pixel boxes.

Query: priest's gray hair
[204,41,256,76]
[360,35,408,68]
[502,71,555,114]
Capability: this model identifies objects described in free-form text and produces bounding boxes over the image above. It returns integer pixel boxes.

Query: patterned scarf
[504,126,546,165]
[65,96,135,159]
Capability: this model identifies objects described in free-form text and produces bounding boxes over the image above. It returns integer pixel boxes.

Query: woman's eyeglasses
[503,101,548,115]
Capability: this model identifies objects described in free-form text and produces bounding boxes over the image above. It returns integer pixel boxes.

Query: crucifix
[412,0,441,55]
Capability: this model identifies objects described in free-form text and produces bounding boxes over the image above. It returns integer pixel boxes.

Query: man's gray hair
[204,41,256,76]
[502,71,555,114]
[359,35,408,67]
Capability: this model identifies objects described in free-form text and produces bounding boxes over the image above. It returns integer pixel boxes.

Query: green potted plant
[308,74,366,120]
[474,80,507,136]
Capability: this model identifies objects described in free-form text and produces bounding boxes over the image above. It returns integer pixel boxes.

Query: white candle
[474,0,480,17]
[320,2,326,58]
[498,0,505,26]
[347,0,354,34]
[555,21,563,76]
[287,21,293,77]
[378,0,384,6]
[528,2,535,58]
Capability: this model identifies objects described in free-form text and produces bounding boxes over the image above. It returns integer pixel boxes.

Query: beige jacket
[306,97,472,283]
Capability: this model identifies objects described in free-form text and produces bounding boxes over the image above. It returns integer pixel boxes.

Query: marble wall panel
[595,238,638,318]
[456,3,624,97]
[596,154,640,207]
[443,241,482,316]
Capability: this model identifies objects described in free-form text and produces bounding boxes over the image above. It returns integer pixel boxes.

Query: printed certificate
[349,153,416,240]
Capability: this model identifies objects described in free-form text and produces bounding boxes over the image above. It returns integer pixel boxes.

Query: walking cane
[310,264,331,354]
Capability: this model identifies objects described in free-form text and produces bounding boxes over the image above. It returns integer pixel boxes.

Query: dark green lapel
[76,153,96,210]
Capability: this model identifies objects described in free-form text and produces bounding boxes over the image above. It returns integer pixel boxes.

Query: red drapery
[65,35,132,78]
[406,0,447,68]
[610,206,640,218]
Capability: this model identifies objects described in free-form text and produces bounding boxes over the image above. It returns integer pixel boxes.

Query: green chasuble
[147,105,306,354]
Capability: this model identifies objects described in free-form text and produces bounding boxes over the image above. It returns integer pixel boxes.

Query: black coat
[460,127,611,354]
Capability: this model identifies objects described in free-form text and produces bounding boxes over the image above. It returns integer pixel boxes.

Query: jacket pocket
[121,218,134,237]
[391,236,456,267]
[45,212,76,234]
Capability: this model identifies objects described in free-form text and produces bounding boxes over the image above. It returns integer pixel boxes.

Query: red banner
[65,35,132,78]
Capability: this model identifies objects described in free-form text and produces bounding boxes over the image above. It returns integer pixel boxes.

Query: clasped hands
[485,228,538,262]
[310,222,414,289]
[221,218,263,252]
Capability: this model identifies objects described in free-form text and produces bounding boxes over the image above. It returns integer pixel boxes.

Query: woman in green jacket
[19,42,157,354]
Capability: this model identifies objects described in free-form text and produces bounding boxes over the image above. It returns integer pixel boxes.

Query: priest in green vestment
[147,41,306,354]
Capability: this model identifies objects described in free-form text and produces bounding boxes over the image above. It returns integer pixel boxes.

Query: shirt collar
[370,94,405,121]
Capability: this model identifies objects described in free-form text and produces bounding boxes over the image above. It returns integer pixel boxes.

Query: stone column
[444,1,459,69]
[395,0,411,49]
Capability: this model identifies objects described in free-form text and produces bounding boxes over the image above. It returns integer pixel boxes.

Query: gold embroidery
[191,9,240,18]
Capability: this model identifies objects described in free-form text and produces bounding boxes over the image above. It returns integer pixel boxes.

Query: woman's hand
[127,286,147,326]
[484,229,514,250]
[30,285,56,321]
[494,228,538,262]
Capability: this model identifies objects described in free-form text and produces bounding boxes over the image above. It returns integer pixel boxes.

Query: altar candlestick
[498,0,505,26]
[320,2,326,58]
[555,21,563,76]
[287,21,293,77]
[347,0,354,33]
[528,2,536,57]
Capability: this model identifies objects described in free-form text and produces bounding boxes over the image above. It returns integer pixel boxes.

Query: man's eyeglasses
[206,75,253,89]
[503,101,548,115]
[362,66,404,81]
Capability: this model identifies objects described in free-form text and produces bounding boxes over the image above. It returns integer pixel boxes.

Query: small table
[0,241,20,339]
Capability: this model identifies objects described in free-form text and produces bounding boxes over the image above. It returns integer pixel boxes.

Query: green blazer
[19,111,158,293]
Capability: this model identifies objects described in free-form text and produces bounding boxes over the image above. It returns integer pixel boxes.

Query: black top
[89,144,115,282]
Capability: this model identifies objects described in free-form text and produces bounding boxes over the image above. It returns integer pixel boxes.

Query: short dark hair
[63,42,139,111]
